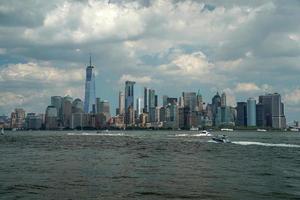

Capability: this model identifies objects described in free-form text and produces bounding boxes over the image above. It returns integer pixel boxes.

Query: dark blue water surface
[0,131,300,200]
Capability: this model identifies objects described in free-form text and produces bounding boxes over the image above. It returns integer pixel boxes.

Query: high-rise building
[143,87,149,113]
[155,95,158,107]
[196,90,203,112]
[259,93,286,129]
[98,100,111,120]
[256,103,265,127]
[25,113,42,130]
[236,102,247,126]
[10,108,26,129]
[221,92,226,107]
[96,97,101,114]
[182,92,197,111]
[72,98,84,114]
[136,97,142,116]
[148,89,156,109]
[62,96,73,128]
[118,91,125,115]
[212,92,221,125]
[247,98,256,126]
[163,95,168,107]
[45,106,58,129]
[51,96,62,121]
[125,81,136,125]
[84,55,96,113]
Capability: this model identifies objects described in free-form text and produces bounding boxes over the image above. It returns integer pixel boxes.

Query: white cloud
[0,62,84,83]
[284,89,300,106]
[234,82,261,92]
[119,74,153,85]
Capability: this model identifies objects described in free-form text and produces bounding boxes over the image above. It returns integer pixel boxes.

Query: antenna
[89,53,92,66]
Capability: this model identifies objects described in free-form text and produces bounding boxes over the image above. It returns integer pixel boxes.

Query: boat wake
[174,133,211,137]
[232,141,300,148]
[67,132,125,136]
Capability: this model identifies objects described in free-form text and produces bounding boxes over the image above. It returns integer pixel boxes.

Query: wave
[232,141,300,148]
[67,132,125,136]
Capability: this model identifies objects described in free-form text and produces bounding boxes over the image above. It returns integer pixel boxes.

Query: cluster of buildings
[0,57,289,130]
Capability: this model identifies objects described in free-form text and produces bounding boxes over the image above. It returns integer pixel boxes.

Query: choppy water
[0,130,300,199]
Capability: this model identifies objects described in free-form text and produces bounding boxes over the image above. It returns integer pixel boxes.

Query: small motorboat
[212,135,231,143]
[1,128,4,135]
[201,130,212,136]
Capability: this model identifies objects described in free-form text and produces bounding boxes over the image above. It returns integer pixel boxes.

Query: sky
[0,0,300,122]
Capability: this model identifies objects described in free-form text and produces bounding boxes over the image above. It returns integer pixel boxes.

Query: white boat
[221,128,234,132]
[190,127,199,131]
[290,128,299,132]
[196,130,212,136]
[212,135,231,143]
[257,129,267,132]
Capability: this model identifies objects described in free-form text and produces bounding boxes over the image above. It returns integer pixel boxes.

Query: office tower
[51,96,62,119]
[163,95,168,107]
[259,93,286,129]
[196,90,203,112]
[62,96,73,128]
[182,92,197,111]
[25,113,42,130]
[148,89,156,109]
[212,92,221,125]
[167,97,178,105]
[96,98,101,114]
[215,106,232,126]
[256,103,265,127]
[98,100,111,120]
[155,95,158,107]
[247,98,256,126]
[45,106,58,129]
[143,87,149,113]
[10,108,26,129]
[221,92,226,107]
[72,98,84,113]
[125,81,136,125]
[136,97,142,116]
[84,55,96,113]
[236,102,247,126]
[118,91,125,115]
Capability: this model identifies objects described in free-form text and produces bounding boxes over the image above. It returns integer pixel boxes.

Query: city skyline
[0,0,300,121]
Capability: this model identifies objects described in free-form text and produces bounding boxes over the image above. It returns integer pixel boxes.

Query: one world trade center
[84,55,96,113]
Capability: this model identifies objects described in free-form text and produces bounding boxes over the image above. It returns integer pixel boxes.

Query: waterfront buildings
[10,108,26,129]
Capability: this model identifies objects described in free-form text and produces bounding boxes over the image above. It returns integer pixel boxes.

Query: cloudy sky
[0,0,300,121]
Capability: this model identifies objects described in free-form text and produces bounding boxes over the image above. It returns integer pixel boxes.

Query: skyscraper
[236,102,247,126]
[136,97,142,116]
[143,87,149,113]
[221,92,226,107]
[212,92,221,125]
[148,89,156,109]
[259,93,286,129]
[118,91,125,115]
[84,55,96,113]
[62,96,73,128]
[125,81,136,125]
[182,92,197,111]
[247,98,256,126]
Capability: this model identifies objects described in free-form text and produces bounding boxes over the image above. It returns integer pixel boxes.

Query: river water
[0,130,299,199]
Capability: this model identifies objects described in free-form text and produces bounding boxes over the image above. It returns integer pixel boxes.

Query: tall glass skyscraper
[247,98,256,126]
[125,81,136,125]
[84,55,96,113]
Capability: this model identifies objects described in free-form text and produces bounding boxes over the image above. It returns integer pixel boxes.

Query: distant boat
[190,127,199,131]
[290,128,299,132]
[221,128,234,132]
[257,129,267,132]
[1,128,4,135]
[212,135,231,143]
